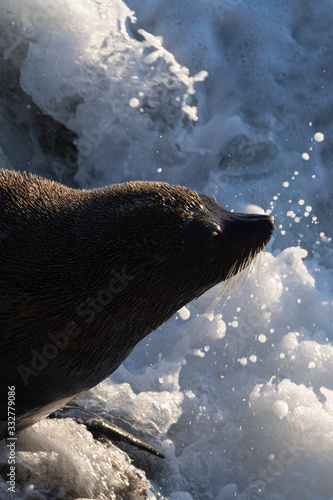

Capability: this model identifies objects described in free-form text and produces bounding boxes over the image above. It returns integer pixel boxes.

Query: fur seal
[0,169,274,439]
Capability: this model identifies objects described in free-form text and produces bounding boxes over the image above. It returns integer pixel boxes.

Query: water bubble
[129,97,140,108]
[178,306,190,320]
[314,132,324,142]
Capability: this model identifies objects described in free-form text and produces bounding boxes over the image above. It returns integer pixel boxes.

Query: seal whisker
[239,265,252,295]
[245,251,260,289]
[172,242,267,350]
[256,249,262,280]
[230,266,247,300]
[173,261,241,349]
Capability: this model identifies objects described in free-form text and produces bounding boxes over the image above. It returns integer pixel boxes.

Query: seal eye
[203,230,220,248]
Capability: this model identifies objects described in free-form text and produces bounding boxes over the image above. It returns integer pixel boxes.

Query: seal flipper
[48,403,165,458]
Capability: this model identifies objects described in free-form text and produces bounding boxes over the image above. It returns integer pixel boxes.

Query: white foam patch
[12,0,207,187]
[0,419,152,499]
[77,376,183,436]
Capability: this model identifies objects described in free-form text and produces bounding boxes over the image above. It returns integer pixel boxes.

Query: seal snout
[242,213,275,238]
[253,214,275,242]
[221,212,275,248]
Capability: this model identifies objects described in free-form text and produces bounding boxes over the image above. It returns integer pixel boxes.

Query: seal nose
[221,212,274,246]
[240,213,275,234]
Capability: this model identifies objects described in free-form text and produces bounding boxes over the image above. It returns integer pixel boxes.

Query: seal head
[0,170,274,436]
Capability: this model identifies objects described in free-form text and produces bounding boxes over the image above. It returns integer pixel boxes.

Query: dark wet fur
[0,169,274,437]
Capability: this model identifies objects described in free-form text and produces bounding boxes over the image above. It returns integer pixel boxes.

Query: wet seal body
[0,169,274,438]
